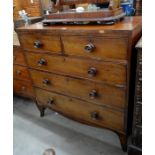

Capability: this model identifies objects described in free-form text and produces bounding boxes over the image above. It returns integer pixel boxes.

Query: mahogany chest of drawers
[16,17,142,152]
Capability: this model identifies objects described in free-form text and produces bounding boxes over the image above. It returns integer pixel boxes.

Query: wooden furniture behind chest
[13,31,34,99]
[134,0,142,16]
[13,0,42,20]
[128,38,142,155]
[17,17,142,151]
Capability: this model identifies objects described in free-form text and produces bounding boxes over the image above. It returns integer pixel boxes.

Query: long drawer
[14,65,31,81]
[30,69,126,109]
[62,36,128,60]
[13,79,34,98]
[25,52,127,86]
[35,88,125,132]
[19,33,61,53]
[13,46,26,66]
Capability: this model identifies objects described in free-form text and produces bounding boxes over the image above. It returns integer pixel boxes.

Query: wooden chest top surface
[17,17,141,32]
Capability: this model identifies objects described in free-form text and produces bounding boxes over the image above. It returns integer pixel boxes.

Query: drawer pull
[16,70,21,75]
[38,58,46,66]
[34,41,42,48]
[42,79,50,85]
[91,112,99,120]
[47,98,54,105]
[88,67,97,77]
[89,90,98,98]
[84,43,95,53]
[21,86,26,91]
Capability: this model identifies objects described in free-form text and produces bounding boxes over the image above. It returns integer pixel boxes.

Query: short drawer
[35,88,125,132]
[25,53,127,86]
[19,33,61,53]
[13,79,34,98]
[13,65,31,81]
[30,69,126,109]
[62,36,128,60]
[13,46,26,65]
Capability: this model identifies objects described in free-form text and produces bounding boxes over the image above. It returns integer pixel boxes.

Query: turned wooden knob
[34,41,42,48]
[42,79,50,85]
[21,86,26,91]
[84,43,95,53]
[38,58,46,65]
[16,70,21,75]
[89,90,98,98]
[88,67,97,77]
[91,112,99,120]
[47,98,54,105]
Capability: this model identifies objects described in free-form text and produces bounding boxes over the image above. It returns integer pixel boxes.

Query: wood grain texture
[13,79,34,98]
[45,8,124,19]
[13,42,35,99]
[16,17,142,152]
[13,46,26,66]
[19,33,61,53]
[14,65,31,81]
[25,52,127,86]
[62,35,128,60]
[35,88,125,132]
[30,69,126,109]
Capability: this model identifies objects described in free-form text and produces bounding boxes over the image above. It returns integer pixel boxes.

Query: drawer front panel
[19,33,61,53]
[14,65,31,81]
[13,47,26,65]
[30,70,126,109]
[25,53,127,86]
[35,88,125,132]
[62,36,128,60]
[13,79,34,98]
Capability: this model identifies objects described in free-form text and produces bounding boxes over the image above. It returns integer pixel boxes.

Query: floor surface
[13,96,127,155]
